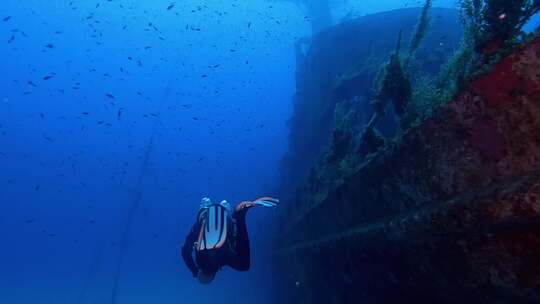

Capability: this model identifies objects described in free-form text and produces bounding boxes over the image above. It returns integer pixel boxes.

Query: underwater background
[0,1,539,304]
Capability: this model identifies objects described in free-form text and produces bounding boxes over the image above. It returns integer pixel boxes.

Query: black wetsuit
[181,208,250,276]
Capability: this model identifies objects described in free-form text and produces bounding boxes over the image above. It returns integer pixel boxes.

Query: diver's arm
[181,223,200,277]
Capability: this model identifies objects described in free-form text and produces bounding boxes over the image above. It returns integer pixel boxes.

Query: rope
[109,55,179,304]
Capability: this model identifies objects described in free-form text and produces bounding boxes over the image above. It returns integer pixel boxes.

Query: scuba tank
[195,198,233,252]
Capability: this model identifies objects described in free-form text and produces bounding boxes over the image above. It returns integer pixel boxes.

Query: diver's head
[197,270,216,285]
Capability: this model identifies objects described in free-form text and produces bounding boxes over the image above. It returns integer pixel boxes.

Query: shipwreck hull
[275,38,540,303]
[279,8,462,200]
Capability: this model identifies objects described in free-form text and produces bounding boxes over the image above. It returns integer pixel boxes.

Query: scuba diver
[181,196,279,284]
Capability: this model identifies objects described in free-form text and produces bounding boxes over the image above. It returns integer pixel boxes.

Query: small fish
[35,185,40,191]
[8,35,15,43]
[105,93,115,99]
[3,16,11,22]
[81,112,89,115]
[45,43,54,48]
[43,74,54,80]
[25,219,35,224]
[167,3,175,10]
[27,81,37,87]
[192,117,199,120]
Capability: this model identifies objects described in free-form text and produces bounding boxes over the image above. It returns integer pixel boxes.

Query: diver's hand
[236,201,256,211]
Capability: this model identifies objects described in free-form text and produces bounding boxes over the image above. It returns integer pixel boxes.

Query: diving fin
[252,197,279,208]
[235,197,279,212]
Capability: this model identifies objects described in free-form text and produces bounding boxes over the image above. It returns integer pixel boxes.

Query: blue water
[0,1,538,303]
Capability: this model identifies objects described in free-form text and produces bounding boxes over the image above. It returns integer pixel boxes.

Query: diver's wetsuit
[181,208,250,276]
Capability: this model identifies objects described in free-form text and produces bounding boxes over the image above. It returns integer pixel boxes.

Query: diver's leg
[229,209,251,271]
[227,198,278,271]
